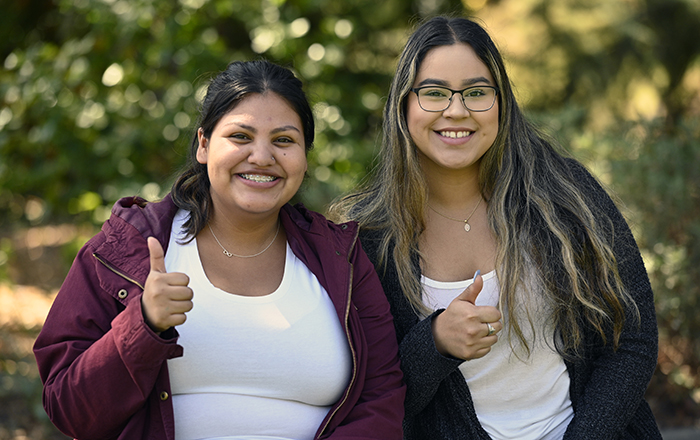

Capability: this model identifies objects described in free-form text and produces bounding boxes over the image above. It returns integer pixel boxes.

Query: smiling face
[196,92,307,220]
[407,43,499,178]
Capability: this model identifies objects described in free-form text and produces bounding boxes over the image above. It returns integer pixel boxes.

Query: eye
[464,88,487,98]
[228,132,251,141]
[421,87,450,98]
[274,135,299,146]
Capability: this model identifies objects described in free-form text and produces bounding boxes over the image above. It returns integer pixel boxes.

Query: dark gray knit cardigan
[358,160,661,439]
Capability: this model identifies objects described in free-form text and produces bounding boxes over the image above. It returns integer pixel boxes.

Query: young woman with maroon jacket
[34,60,405,440]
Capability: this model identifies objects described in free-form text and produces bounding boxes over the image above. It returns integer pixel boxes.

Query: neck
[208,209,281,249]
[423,165,481,210]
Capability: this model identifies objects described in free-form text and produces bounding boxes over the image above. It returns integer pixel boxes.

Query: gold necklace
[428,197,482,232]
[208,221,280,258]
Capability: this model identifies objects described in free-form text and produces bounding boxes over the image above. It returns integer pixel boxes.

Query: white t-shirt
[165,210,352,440]
[422,271,574,440]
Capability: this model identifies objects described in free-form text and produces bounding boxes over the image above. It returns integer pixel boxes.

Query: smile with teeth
[240,174,277,183]
[439,130,473,139]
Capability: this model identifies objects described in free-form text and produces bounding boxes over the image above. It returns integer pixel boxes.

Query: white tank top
[165,210,352,440]
[422,271,574,440]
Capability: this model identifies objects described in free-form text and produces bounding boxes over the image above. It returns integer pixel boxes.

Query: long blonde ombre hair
[330,16,638,357]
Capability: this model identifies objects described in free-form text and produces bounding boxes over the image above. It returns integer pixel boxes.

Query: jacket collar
[93,195,179,287]
[105,194,179,247]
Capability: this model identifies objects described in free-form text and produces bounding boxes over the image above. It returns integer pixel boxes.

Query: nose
[442,93,470,118]
[247,141,275,166]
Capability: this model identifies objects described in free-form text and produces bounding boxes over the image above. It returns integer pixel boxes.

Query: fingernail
[474,269,481,279]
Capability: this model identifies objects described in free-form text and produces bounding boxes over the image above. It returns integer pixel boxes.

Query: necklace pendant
[222,249,233,257]
[464,222,471,232]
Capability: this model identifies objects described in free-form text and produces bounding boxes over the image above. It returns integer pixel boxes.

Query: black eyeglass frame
[410,85,499,113]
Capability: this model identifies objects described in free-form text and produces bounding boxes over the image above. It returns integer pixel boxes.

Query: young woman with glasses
[330,16,660,439]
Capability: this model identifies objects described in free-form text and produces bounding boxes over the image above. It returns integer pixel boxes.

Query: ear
[196,128,208,164]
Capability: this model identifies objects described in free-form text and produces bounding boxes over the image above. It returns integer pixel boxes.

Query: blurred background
[1,0,698,438]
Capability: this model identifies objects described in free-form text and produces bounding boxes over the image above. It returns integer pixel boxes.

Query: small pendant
[464,222,471,232]
[222,249,233,257]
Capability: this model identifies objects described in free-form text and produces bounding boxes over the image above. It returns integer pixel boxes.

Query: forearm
[37,296,179,438]
[400,310,463,417]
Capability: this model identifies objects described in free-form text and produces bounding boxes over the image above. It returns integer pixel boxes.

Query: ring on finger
[486,322,496,336]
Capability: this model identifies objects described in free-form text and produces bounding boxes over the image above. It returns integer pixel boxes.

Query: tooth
[440,131,472,139]
[243,174,275,182]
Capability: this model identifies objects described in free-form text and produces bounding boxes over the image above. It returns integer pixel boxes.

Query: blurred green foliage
[1,0,449,227]
[1,0,699,435]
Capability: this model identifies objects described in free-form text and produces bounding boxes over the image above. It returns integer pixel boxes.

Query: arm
[399,311,465,417]
[563,163,660,439]
[323,240,406,439]
[33,238,182,439]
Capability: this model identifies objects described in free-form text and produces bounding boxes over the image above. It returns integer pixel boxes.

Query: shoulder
[282,203,361,256]
[562,159,641,256]
[283,203,357,235]
[562,158,609,197]
[563,158,598,186]
[110,194,177,224]
[106,195,178,242]
[357,227,389,262]
[89,195,178,263]
[561,158,623,213]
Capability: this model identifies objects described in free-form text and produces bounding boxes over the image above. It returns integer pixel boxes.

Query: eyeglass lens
[417,86,496,112]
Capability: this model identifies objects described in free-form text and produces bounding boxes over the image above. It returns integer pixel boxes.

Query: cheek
[490,104,500,130]
[406,102,425,141]
[479,107,499,140]
[287,150,308,176]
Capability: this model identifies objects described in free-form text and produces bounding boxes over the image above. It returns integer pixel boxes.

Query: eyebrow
[271,125,301,134]
[416,76,493,87]
[222,123,301,134]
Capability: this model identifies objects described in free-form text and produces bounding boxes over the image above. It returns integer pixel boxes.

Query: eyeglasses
[411,85,498,112]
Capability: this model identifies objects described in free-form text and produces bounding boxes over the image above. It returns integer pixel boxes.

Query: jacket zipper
[316,231,360,439]
[93,253,145,291]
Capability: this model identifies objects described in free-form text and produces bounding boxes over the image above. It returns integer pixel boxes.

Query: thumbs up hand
[141,237,193,333]
[431,270,502,360]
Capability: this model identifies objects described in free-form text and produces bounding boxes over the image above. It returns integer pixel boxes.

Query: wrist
[140,296,164,335]
[430,312,450,357]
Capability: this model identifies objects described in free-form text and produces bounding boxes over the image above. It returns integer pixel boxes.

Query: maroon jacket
[34,195,405,440]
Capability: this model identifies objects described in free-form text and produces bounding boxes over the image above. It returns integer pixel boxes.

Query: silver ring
[486,322,496,336]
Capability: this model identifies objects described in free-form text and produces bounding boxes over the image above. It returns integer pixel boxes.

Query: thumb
[147,236,167,273]
[457,270,483,304]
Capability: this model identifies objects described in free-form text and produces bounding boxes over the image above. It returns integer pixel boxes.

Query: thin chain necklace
[208,221,280,258]
[428,197,482,232]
